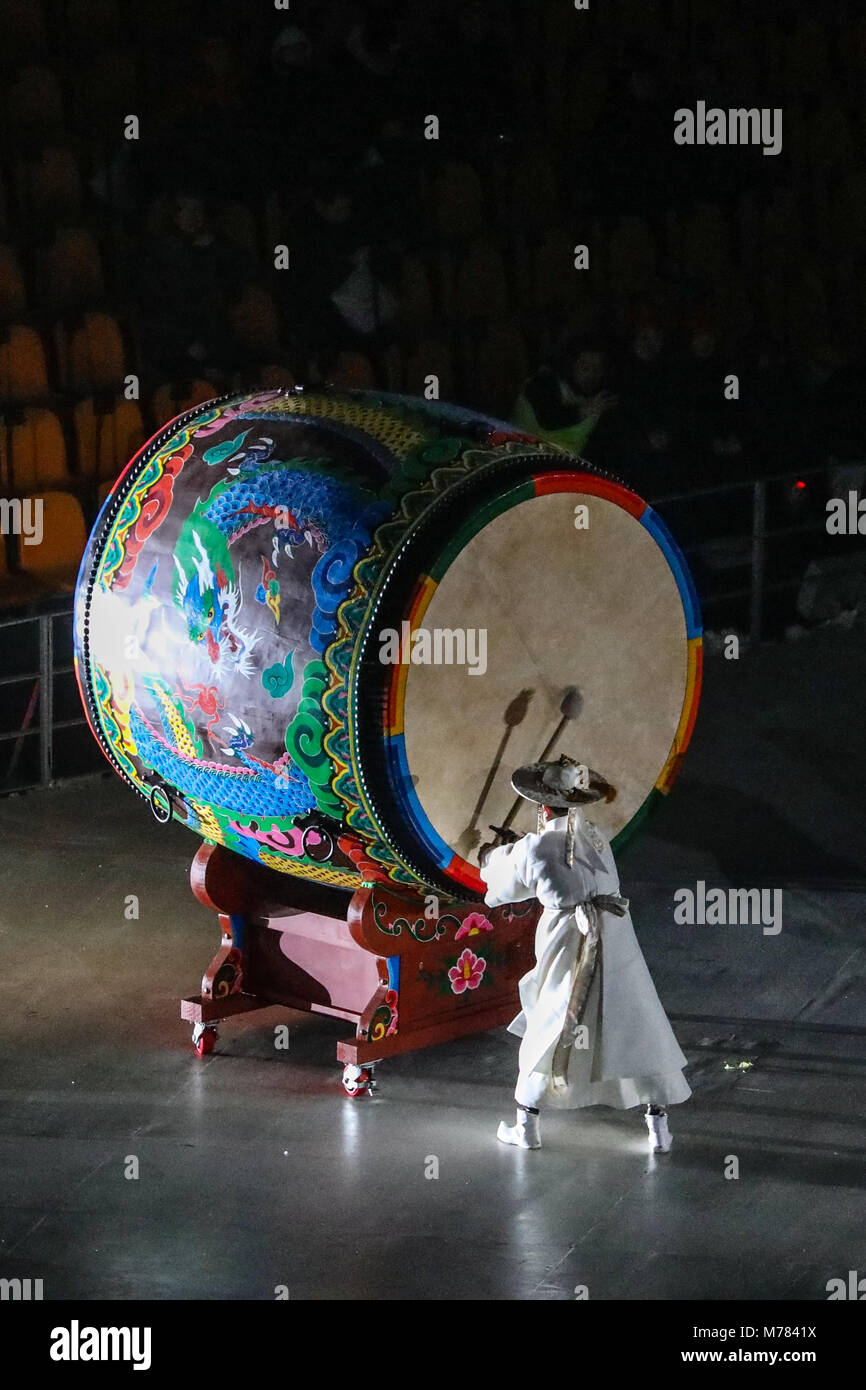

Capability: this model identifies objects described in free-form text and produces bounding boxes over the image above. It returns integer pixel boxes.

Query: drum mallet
[492,685,583,835]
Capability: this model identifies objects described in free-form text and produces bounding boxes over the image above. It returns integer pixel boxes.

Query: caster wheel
[192,1024,218,1057]
[342,1063,372,1097]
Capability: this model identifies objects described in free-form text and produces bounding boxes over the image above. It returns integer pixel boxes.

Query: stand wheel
[192,1023,218,1057]
[342,1063,375,1097]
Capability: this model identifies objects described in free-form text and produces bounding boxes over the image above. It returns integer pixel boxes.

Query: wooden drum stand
[181,844,540,1095]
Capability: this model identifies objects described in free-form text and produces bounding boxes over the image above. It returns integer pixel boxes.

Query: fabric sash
[550,893,629,1090]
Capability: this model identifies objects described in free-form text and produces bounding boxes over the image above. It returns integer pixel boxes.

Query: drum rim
[73,391,238,805]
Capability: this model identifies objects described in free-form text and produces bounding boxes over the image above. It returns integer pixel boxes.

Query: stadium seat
[618,0,664,43]
[74,396,144,482]
[1,408,68,491]
[608,217,657,296]
[531,230,590,311]
[403,338,455,402]
[398,254,436,330]
[758,265,787,345]
[542,0,574,54]
[230,287,281,356]
[855,17,866,84]
[474,320,530,419]
[431,247,457,321]
[70,46,140,134]
[216,202,258,256]
[567,47,608,141]
[8,66,65,149]
[455,239,510,321]
[784,18,829,97]
[735,189,760,271]
[681,202,732,282]
[709,271,755,340]
[432,162,486,242]
[760,187,804,270]
[511,148,559,233]
[65,0,121,42]
[42,229,105,311]
[136,0,188,41]
[151,379,218,425]
[0,325,49,399]
[58,312,126,392]
[380,342,403,393]
[0,1,47,70]
[828,170,866,256]
[325,351,376,389]
[256,365,295,391]
[0,244,26,321]
[808,102,855,179]
[26,146,83,231]
[785,266,830,351]
[16,491,87,588]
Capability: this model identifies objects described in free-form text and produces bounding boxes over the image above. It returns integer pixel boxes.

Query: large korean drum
[74,389,702,899]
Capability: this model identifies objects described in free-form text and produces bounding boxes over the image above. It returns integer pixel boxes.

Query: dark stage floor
[0,632,864,1300]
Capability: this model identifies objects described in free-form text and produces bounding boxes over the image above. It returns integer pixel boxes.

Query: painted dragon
[172,438,389,670]
[128,675,315,819]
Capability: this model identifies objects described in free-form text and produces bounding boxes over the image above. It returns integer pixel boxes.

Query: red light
[795,480,806,489]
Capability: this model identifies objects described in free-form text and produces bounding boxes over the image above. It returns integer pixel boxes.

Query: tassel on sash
[550,893,629,1091]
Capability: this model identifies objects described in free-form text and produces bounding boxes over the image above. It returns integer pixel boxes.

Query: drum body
[74,389,702,898]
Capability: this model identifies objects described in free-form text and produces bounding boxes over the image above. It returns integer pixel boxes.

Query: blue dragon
[172,438,389,667]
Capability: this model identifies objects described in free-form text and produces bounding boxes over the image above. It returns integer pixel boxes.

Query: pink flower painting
[448,948,487,994]
[455,911,494,940]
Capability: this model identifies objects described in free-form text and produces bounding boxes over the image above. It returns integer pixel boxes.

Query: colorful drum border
[375,469,703,895]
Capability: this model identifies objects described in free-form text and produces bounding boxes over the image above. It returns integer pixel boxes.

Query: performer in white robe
[479,754,690,1152]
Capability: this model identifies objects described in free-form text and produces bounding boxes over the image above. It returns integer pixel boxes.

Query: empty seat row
[0,397,144,489]
[0,380,229,493]
[0,316,125,398]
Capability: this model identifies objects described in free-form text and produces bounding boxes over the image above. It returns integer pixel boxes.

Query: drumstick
[455,688,533,854]
[469,687,533,822]
[497,685,583,830]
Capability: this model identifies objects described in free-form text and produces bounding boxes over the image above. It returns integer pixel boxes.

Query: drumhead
[351,466,701,896]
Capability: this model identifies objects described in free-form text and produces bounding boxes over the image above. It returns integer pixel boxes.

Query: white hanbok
[481,812,691,1110]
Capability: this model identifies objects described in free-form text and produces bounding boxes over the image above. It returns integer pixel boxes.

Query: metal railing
[0,598,86,790]
[651,464,839,641]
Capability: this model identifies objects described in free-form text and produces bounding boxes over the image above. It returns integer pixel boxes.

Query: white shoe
[646,1110,673,1153]
[497,1108,541,1149]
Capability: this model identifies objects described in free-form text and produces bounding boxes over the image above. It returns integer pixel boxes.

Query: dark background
[3,1,865,474]
[0,0,864,783]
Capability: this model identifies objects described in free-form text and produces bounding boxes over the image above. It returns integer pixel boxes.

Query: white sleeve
[480,835,539,908]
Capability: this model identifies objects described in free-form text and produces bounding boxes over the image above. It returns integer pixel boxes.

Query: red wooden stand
[181,844,540,1093]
